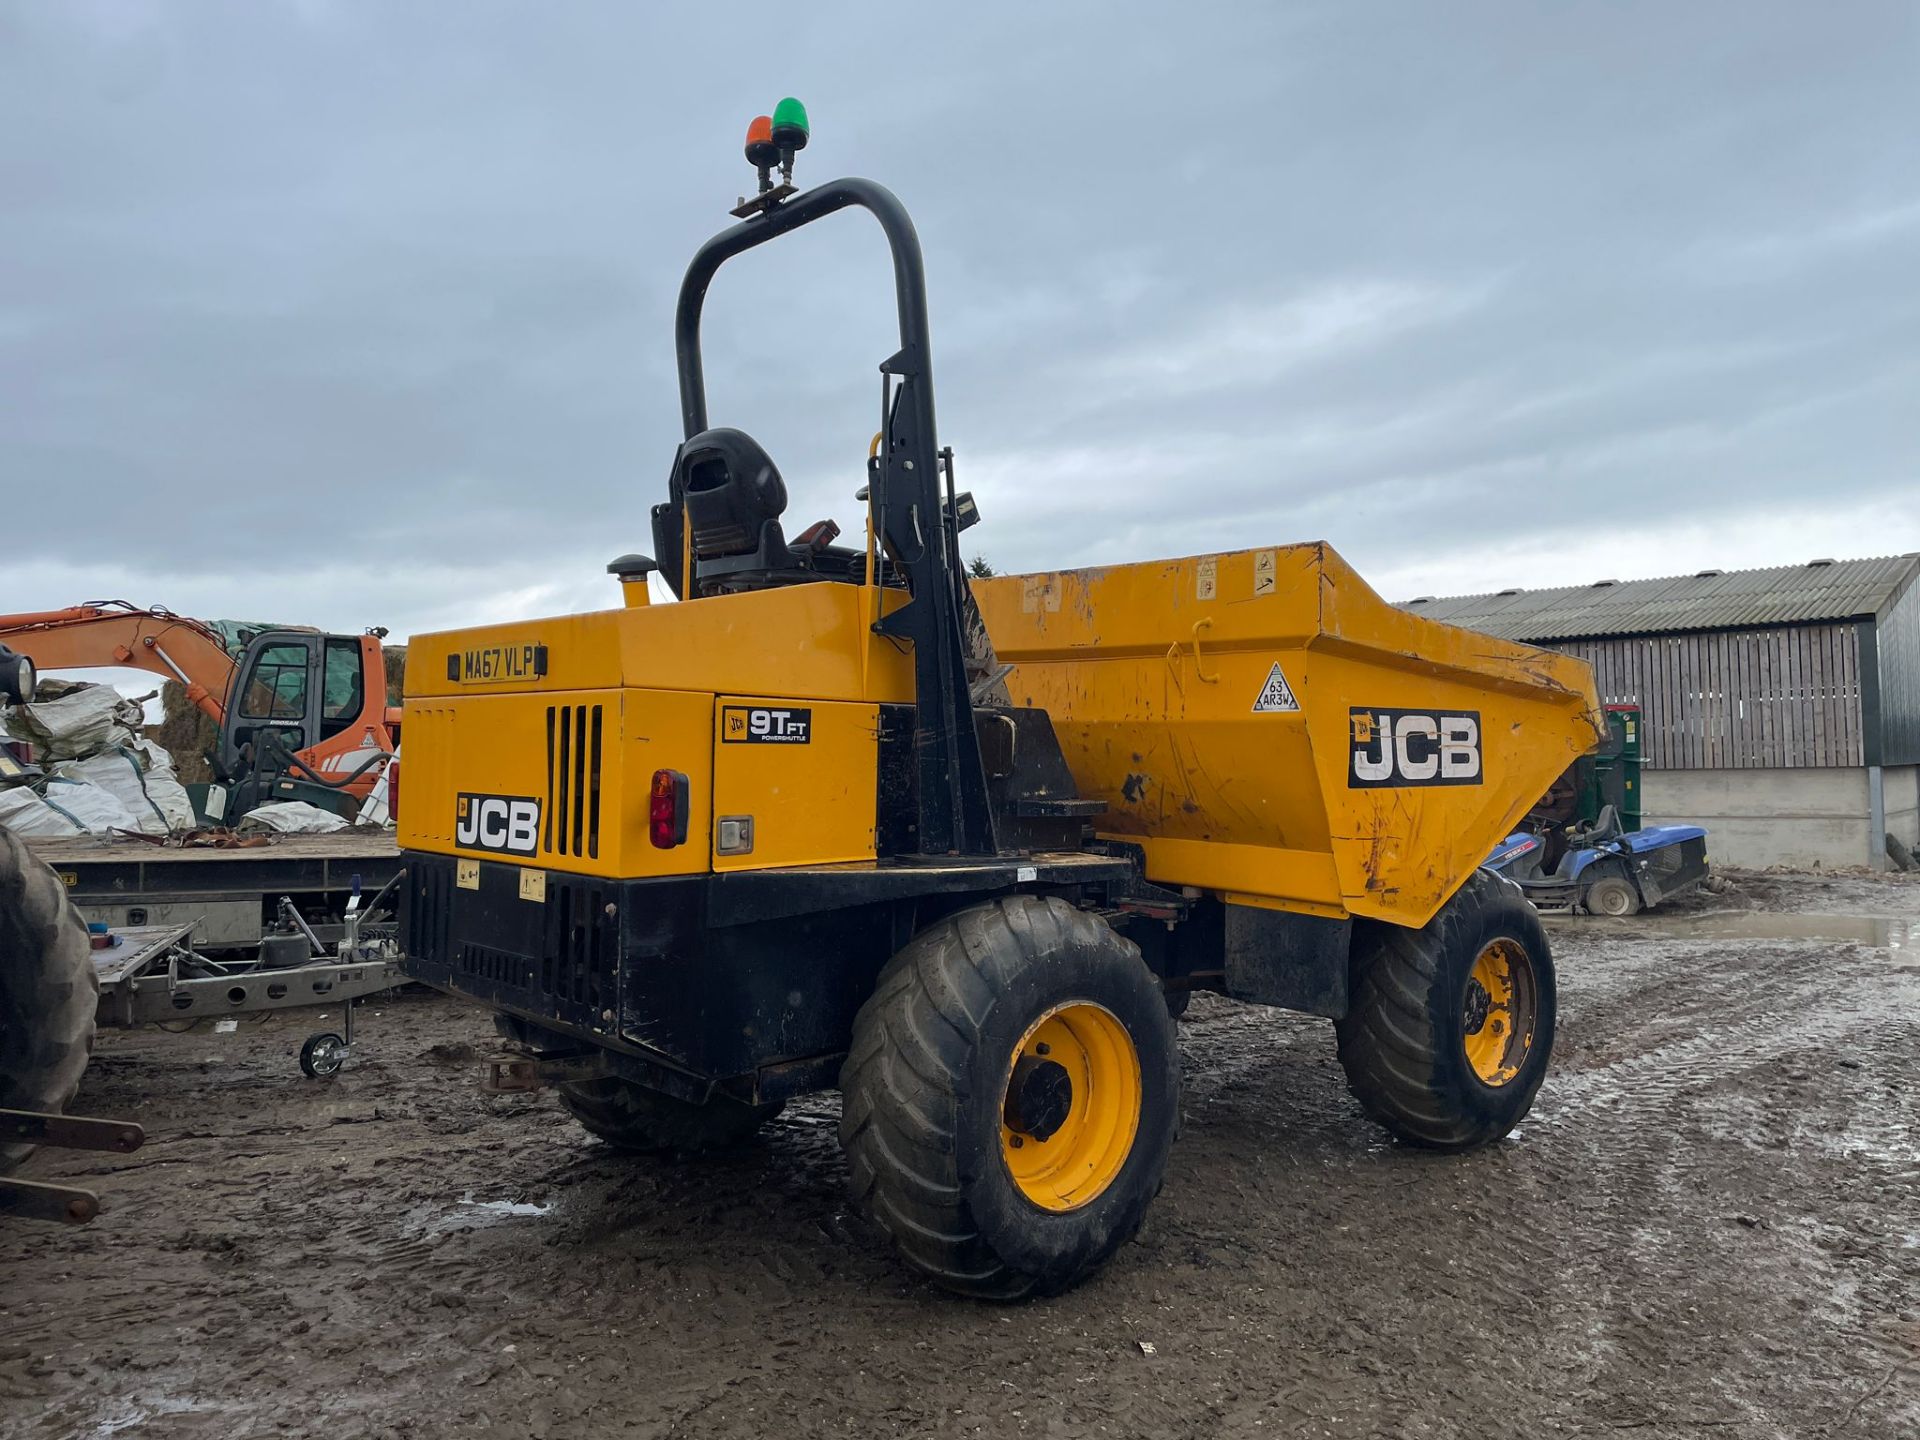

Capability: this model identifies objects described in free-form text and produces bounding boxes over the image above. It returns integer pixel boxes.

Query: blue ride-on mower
[1485,806,1711,916]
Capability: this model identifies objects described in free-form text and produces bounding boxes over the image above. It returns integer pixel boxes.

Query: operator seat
[663,427,862,595]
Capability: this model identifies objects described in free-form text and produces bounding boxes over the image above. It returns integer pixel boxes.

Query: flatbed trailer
[24,831,402,955]
[89,922,405,1030]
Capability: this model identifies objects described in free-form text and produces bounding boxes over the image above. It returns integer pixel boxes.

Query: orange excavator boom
[0,603,240,722]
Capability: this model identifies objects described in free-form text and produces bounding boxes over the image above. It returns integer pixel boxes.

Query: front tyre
[839,895,1179,1300]
[1336,870,1555,1151]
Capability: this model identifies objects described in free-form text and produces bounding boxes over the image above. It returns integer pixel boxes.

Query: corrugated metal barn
[1403,554,1920,870]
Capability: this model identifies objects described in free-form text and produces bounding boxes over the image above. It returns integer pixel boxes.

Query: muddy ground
[4,869,1917,1439]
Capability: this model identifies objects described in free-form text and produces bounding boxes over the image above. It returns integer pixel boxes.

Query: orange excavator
[0,602,398,816]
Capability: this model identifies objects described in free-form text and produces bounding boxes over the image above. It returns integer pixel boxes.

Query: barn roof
[1399,553,1920,642]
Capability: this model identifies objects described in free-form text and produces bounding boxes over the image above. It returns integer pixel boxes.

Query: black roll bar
[665,178,995,857]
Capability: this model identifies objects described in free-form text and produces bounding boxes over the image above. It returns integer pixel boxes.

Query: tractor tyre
[1336,869,1555,1152]
[839,895,1179,1300]
[1584,873,1641,917]
[0,826,98,1173]
[556,1075,783,1154]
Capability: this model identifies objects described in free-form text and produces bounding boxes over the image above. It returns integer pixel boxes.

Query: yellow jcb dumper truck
[396,102,1601,1299]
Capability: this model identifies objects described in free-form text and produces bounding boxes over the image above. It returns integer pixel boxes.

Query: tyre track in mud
[3,873,1917,1438]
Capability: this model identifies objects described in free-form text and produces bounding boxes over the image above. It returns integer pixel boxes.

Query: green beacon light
[729,99,809,218]
[771,97,810,152]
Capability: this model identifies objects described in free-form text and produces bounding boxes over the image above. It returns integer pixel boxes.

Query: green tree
[967,556,996,578]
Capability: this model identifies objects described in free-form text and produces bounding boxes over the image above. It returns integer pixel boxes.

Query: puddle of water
[1549,911,1913,948]
[92,1398,226,1438]
[459,1198,551,1219]
[407,1193,553,1237]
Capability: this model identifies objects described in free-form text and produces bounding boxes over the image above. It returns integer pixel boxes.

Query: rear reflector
[649,769,689,848]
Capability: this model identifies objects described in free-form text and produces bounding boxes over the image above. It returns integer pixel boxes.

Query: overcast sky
[4,1,1916,665]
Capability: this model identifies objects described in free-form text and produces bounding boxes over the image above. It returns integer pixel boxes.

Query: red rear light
[649,769,689,848]
[386,758,400,824]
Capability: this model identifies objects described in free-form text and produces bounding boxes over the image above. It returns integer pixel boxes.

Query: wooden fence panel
[1544,624,1862,770]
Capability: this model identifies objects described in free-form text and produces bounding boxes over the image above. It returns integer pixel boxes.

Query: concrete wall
[1887,765,1920,851]
[1643,766,1873,869]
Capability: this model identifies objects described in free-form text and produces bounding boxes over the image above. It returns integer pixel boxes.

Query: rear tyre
[557,1075,783,1154]
[1336,870,1555,1152]
[1584,873,1641,917]
[839,895,1179,1300]
[0,827,98,1172]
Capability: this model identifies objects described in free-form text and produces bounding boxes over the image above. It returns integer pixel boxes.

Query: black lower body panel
[401,853,905,1102]
[399,849,1134,1103]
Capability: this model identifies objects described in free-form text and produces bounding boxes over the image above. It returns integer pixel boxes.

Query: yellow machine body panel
[974,543,1602,929]
[401,686,713,880]
[712,697,879,871]
[399,585,910,879]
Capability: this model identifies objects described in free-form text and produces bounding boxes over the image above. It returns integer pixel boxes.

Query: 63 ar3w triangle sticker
[1252,662,1299,713]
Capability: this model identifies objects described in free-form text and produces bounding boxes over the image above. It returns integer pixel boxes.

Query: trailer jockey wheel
[299,1032,347,1079]
[839,895,1179,1300]
[1336,870,1557,1151]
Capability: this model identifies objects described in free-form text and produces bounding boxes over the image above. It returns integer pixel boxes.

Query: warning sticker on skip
[1252,662,1300,713]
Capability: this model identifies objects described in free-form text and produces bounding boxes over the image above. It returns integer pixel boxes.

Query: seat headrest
[675,428,787,559]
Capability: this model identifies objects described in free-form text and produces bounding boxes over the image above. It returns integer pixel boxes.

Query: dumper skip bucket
[975,543,1602,929]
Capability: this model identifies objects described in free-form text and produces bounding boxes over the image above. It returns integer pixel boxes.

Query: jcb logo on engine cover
[1349,708,1481,788]
[720,706,812,744]
[455,793,541,855]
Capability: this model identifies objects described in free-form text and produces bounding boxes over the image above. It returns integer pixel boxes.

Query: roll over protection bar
[659,177,995,857]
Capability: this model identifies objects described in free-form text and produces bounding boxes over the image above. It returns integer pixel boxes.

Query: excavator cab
[217,632,392,816]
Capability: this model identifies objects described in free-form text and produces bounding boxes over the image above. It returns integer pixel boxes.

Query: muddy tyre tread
[557,1076,782,1154]
[840,895,1178,1300]
[1336,869,1554,1152]
[0,826,98,1173]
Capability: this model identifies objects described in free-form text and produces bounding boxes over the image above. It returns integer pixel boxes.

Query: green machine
[1535,703,1641,834]
[1584,704,1642,833]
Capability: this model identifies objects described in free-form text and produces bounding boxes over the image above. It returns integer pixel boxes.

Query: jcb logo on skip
[455,792,542,855]
[1349,708,1482,788]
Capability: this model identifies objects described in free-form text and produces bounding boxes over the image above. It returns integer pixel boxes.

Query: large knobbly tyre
[0,826,98,1172]
[556,1075,783,1154]
[1336,869,1555,1152]
[839,895,1179,1300]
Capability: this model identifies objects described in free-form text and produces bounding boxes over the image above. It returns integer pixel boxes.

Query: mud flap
[1220,905,1351,1018]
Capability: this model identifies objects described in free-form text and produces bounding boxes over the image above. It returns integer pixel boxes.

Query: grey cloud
[2,1,1914,644]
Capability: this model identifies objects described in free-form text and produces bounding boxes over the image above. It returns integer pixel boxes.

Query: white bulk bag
[131,739,196,832]
[0,786,84,837]
[6,684,142,760]
[37,776,141,835]
[237,800,348,834]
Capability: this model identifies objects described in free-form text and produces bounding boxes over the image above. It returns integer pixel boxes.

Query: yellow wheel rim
[1000,1002,1142,1212]
[1462,938,1539,1088]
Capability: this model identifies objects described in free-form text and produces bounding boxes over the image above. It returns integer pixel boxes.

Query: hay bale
[383,646,407,705]
[150,681,219,785]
